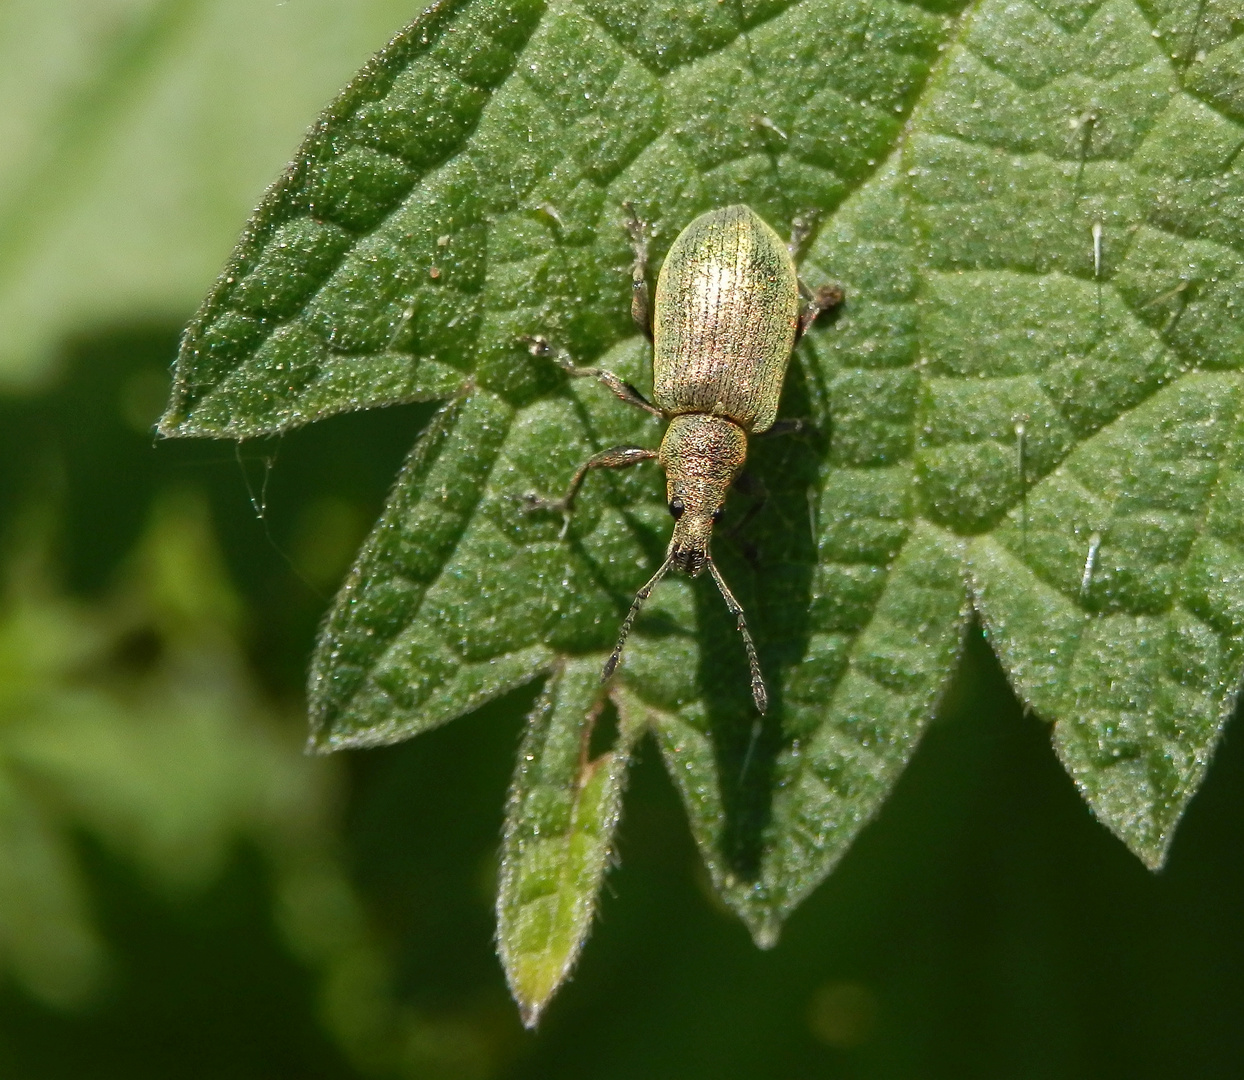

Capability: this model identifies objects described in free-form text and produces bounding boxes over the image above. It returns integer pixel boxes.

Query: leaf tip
[155,406,185,439]
[518,999,545,1031]
[1132,834,1173,873]
[501,954,569,1031]
[750,919,782,950]
[1085,790,1182,873]
[304,721,336,756]
[1094,808,1177,873]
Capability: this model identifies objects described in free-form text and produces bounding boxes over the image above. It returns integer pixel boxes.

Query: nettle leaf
[497,662,646,1027]
[162,0,1244,1017]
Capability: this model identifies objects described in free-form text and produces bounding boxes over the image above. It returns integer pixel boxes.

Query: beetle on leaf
[524,204,842,713]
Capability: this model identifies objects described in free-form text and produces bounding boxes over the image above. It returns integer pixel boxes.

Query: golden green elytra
[524,204,842,713]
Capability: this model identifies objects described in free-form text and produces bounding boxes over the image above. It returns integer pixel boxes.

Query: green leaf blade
[496,661,644,1027]
[307,389,549,749]
[160,0,547,438]
[971,372,1244,863]
[903,0,1244,864]
[161,0,963,440]
[309,334,666,750]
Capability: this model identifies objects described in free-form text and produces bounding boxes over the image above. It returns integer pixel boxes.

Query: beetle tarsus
[518,492,574,538]
[796,282,845,339]
[522,333,551,357]
[788,212,819,259]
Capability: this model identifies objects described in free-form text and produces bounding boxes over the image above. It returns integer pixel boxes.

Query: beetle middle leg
[522,445,657,538]
[523,335,663,418]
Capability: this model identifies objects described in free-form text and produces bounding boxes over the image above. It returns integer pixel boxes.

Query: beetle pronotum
[524,204,842,713]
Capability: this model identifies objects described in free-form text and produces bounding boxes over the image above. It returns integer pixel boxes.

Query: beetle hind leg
[756,418,812,438]
[786,212,845,340]
[787,212,820,261]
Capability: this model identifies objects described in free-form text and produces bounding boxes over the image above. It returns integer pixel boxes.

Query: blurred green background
[3,2,1244,1077]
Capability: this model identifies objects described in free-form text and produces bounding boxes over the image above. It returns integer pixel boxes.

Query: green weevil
[524,204,842,713]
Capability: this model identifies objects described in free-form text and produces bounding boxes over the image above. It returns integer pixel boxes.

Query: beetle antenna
[707,560,768,714]
[602,554,675,683]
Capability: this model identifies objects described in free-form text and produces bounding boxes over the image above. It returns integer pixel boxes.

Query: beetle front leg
[622,201,653,340]
[523,335,664,418]
[522,445,657,538]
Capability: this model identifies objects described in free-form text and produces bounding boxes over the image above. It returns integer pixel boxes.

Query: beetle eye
[669,497,685,519]
[711,507,725,524]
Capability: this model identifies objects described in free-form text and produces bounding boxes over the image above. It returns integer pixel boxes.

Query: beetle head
[602,413,766,712]
[659,414,746,576]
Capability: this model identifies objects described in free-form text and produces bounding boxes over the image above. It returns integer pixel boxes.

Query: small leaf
[496,660,645,1026]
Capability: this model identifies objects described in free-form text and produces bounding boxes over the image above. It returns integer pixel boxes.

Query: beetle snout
[669,511,715,576]
[671,543,706,577]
